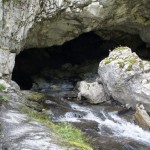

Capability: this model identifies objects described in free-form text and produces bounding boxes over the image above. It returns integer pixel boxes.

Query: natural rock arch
[12,31,148,90]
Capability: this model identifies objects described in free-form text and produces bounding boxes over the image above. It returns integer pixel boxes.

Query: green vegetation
[113,46,129,52]
[117,61,125,68]
[0,94,8,102]
[0,83,6,91]
[145,69,150,73]
[0,83,8,102]
[103,56,117,65]
[27,91,45,102]
[126,64,133,71]
[3,0,19,4]
[21,105,92,150]
[125,57,138,71]
[128,57,138,65]
[139,61,144,68]
[0,46,8,51]
[103,58,111,65]
[103,46,145,71]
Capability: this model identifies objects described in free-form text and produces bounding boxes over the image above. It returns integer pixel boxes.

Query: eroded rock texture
[78,81,107,104]
[0,0,150,53]
[0,49,15,78]
[98,47,150,111]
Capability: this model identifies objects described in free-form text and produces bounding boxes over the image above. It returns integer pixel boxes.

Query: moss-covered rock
[99,47,150,112]
[27,91,45,101]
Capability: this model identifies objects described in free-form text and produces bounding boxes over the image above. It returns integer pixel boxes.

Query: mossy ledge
[102,46,148,71]
[20,104,93,150]
[27,91,45,102]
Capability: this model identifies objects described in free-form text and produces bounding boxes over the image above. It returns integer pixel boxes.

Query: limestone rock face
[98,47,150,111]
[78,81,106,104]
[0,49,16,77]
[0,0,150,54]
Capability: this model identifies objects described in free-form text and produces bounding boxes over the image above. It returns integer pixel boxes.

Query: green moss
[0,83,6,91]
[139,61,144,68]
[103,47,129,65]
[126,64,133,71]
[103,58,111,65]
[70,141,92,150]
[0,47,9,51]
[128,57,137,65]
[103,47,150,72]
[114,46,129,52]
[0,94,8,102]
[3,0,19,4]
[145,69,150,73]
[3,0,13,2]
[124,57,137,71]
[27,92,45,102]
[21,105,92,150]
[117,61,125,68]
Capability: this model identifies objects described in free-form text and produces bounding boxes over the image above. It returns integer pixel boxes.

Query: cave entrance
[12,31,147,90]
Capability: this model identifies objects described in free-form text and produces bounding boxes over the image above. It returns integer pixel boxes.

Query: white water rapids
[58,102,150,147]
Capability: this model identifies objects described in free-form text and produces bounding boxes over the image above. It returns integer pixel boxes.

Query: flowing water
[41,80,150,150]
[0,80,150,150]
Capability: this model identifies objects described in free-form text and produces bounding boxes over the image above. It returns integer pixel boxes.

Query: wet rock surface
[25,79,150,150]
[0,85,73,150]
[1,110,65,150]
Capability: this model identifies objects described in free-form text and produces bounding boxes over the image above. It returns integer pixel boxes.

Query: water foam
[60,102,150,146]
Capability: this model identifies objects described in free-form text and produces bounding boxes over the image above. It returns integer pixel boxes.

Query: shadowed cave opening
[12,31,149,90]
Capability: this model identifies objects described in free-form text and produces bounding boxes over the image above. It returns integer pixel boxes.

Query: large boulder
[78,81,107,104]
[98,47,150,111]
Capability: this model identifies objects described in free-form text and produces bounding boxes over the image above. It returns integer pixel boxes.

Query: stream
[0,79,150,150]
[39,80,150,150]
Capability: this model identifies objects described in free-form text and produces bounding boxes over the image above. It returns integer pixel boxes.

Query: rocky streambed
[22,78,150,150]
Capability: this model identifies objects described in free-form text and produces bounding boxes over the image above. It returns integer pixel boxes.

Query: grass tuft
[21,105,92,150]
[0,94,8,102]
[0,83,6,91]
[27,91,45,102]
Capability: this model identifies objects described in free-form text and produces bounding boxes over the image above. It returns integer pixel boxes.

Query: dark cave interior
[12,31,149,90]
